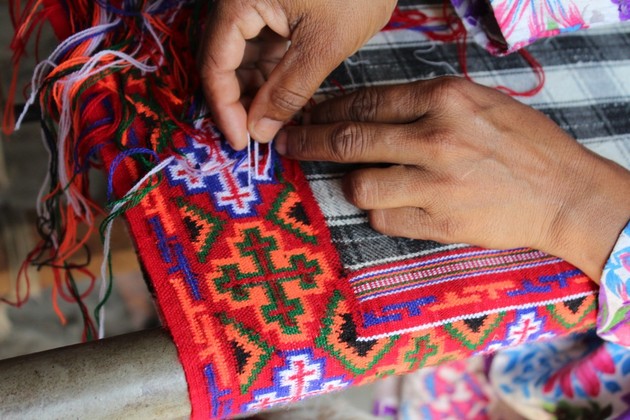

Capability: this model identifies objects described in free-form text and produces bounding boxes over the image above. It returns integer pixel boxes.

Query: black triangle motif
[564,296,587,314]
[288,202,311,226]
[339,313,377,357]
[183,216,202,242]
[463,315,488,333]
[230,340,252,375]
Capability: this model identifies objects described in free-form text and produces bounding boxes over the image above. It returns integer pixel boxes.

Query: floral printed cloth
[451,0,630,54]
[374,222,630,419]
[598,221,630,346]
[490,331,630,418]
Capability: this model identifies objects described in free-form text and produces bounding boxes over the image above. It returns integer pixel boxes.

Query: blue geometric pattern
[165,139,274,218]
[204,363,232,418]
[243,348,350,411]
[484,309,556,353]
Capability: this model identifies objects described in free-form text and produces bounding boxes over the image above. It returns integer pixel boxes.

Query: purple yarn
[107,148,159,201]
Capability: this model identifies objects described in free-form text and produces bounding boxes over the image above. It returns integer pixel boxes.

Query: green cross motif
[404,335,438,370]
[214,227,322,335]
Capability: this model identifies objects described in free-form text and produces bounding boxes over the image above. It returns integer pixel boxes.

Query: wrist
[547,154,630,282]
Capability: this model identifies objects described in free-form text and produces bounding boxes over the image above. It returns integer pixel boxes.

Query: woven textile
[17,0,630,418]
[123,135,596,419]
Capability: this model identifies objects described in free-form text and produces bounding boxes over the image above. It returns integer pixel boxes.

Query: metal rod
[0,328,191,419]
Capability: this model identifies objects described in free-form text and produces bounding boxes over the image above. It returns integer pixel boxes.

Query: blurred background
[0,0,161,359]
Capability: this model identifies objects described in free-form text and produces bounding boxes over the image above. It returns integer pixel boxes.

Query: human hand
[275,77,630,281]
[199,0,397,150]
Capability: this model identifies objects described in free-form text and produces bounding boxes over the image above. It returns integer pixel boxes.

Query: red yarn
[383,3,546,97]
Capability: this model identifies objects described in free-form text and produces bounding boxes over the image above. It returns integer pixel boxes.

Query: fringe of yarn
[2,0,221,339]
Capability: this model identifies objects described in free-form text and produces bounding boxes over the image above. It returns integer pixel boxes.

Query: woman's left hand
[275,77,630,281]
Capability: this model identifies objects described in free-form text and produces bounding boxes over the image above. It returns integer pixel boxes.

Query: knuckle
[425,126,458,161]
[435,217,459,242]
[434,126,457,148]
[349,88,381,121]
[329,122,367,162]
[287,129,311,158]
[269,86,309,117]
[429,77,469,109]
[344,172,375,209]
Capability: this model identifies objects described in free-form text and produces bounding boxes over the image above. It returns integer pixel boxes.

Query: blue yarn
[106,147,159,201]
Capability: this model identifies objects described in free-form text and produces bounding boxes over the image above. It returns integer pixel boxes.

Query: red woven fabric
[113,135,596,418]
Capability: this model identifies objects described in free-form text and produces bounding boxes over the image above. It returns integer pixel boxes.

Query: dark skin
[201,2,630,282]
[199,0,397,148]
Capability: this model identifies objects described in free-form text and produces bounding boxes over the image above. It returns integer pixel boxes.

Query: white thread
[413,45,458,76]
[16,18,121,130]
[20,18,125,234]
[98,156,175,339]
[254,140,260,178]
[246,132,252,186]
[142,14,165,66]
[20,14,158,229]
[262,139,274,179]
[55,48,157,222]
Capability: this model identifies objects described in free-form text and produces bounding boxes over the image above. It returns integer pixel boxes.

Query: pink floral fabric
[451,0,630,54]
[598,221,630,346]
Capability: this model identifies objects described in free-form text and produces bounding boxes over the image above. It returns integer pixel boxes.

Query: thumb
[247,26,345,142]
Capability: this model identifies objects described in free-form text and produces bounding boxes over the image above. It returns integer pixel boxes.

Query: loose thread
[11,19,123,132]
[96,155,174,339]
[262,140,275,179]
[7,0,259,337]
[246,132,252,187]
[382,3,546,97]
[254,140,260,178]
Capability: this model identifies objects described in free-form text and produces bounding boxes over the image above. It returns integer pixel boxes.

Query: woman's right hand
[199,0,397,150]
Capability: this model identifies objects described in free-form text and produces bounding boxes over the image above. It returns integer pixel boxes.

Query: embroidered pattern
[352,251,595,340]
[244,349,350,412]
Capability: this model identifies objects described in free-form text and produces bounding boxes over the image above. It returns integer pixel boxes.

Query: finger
[342,166,435,210]
[310,78,457,124]
[247,24,349,142]
[200,3,284,149]
[275,122,416,164]
[368,207,448,242]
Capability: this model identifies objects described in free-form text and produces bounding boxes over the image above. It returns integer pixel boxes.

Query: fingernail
[275,130,287,155]
[253,117,283,142]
